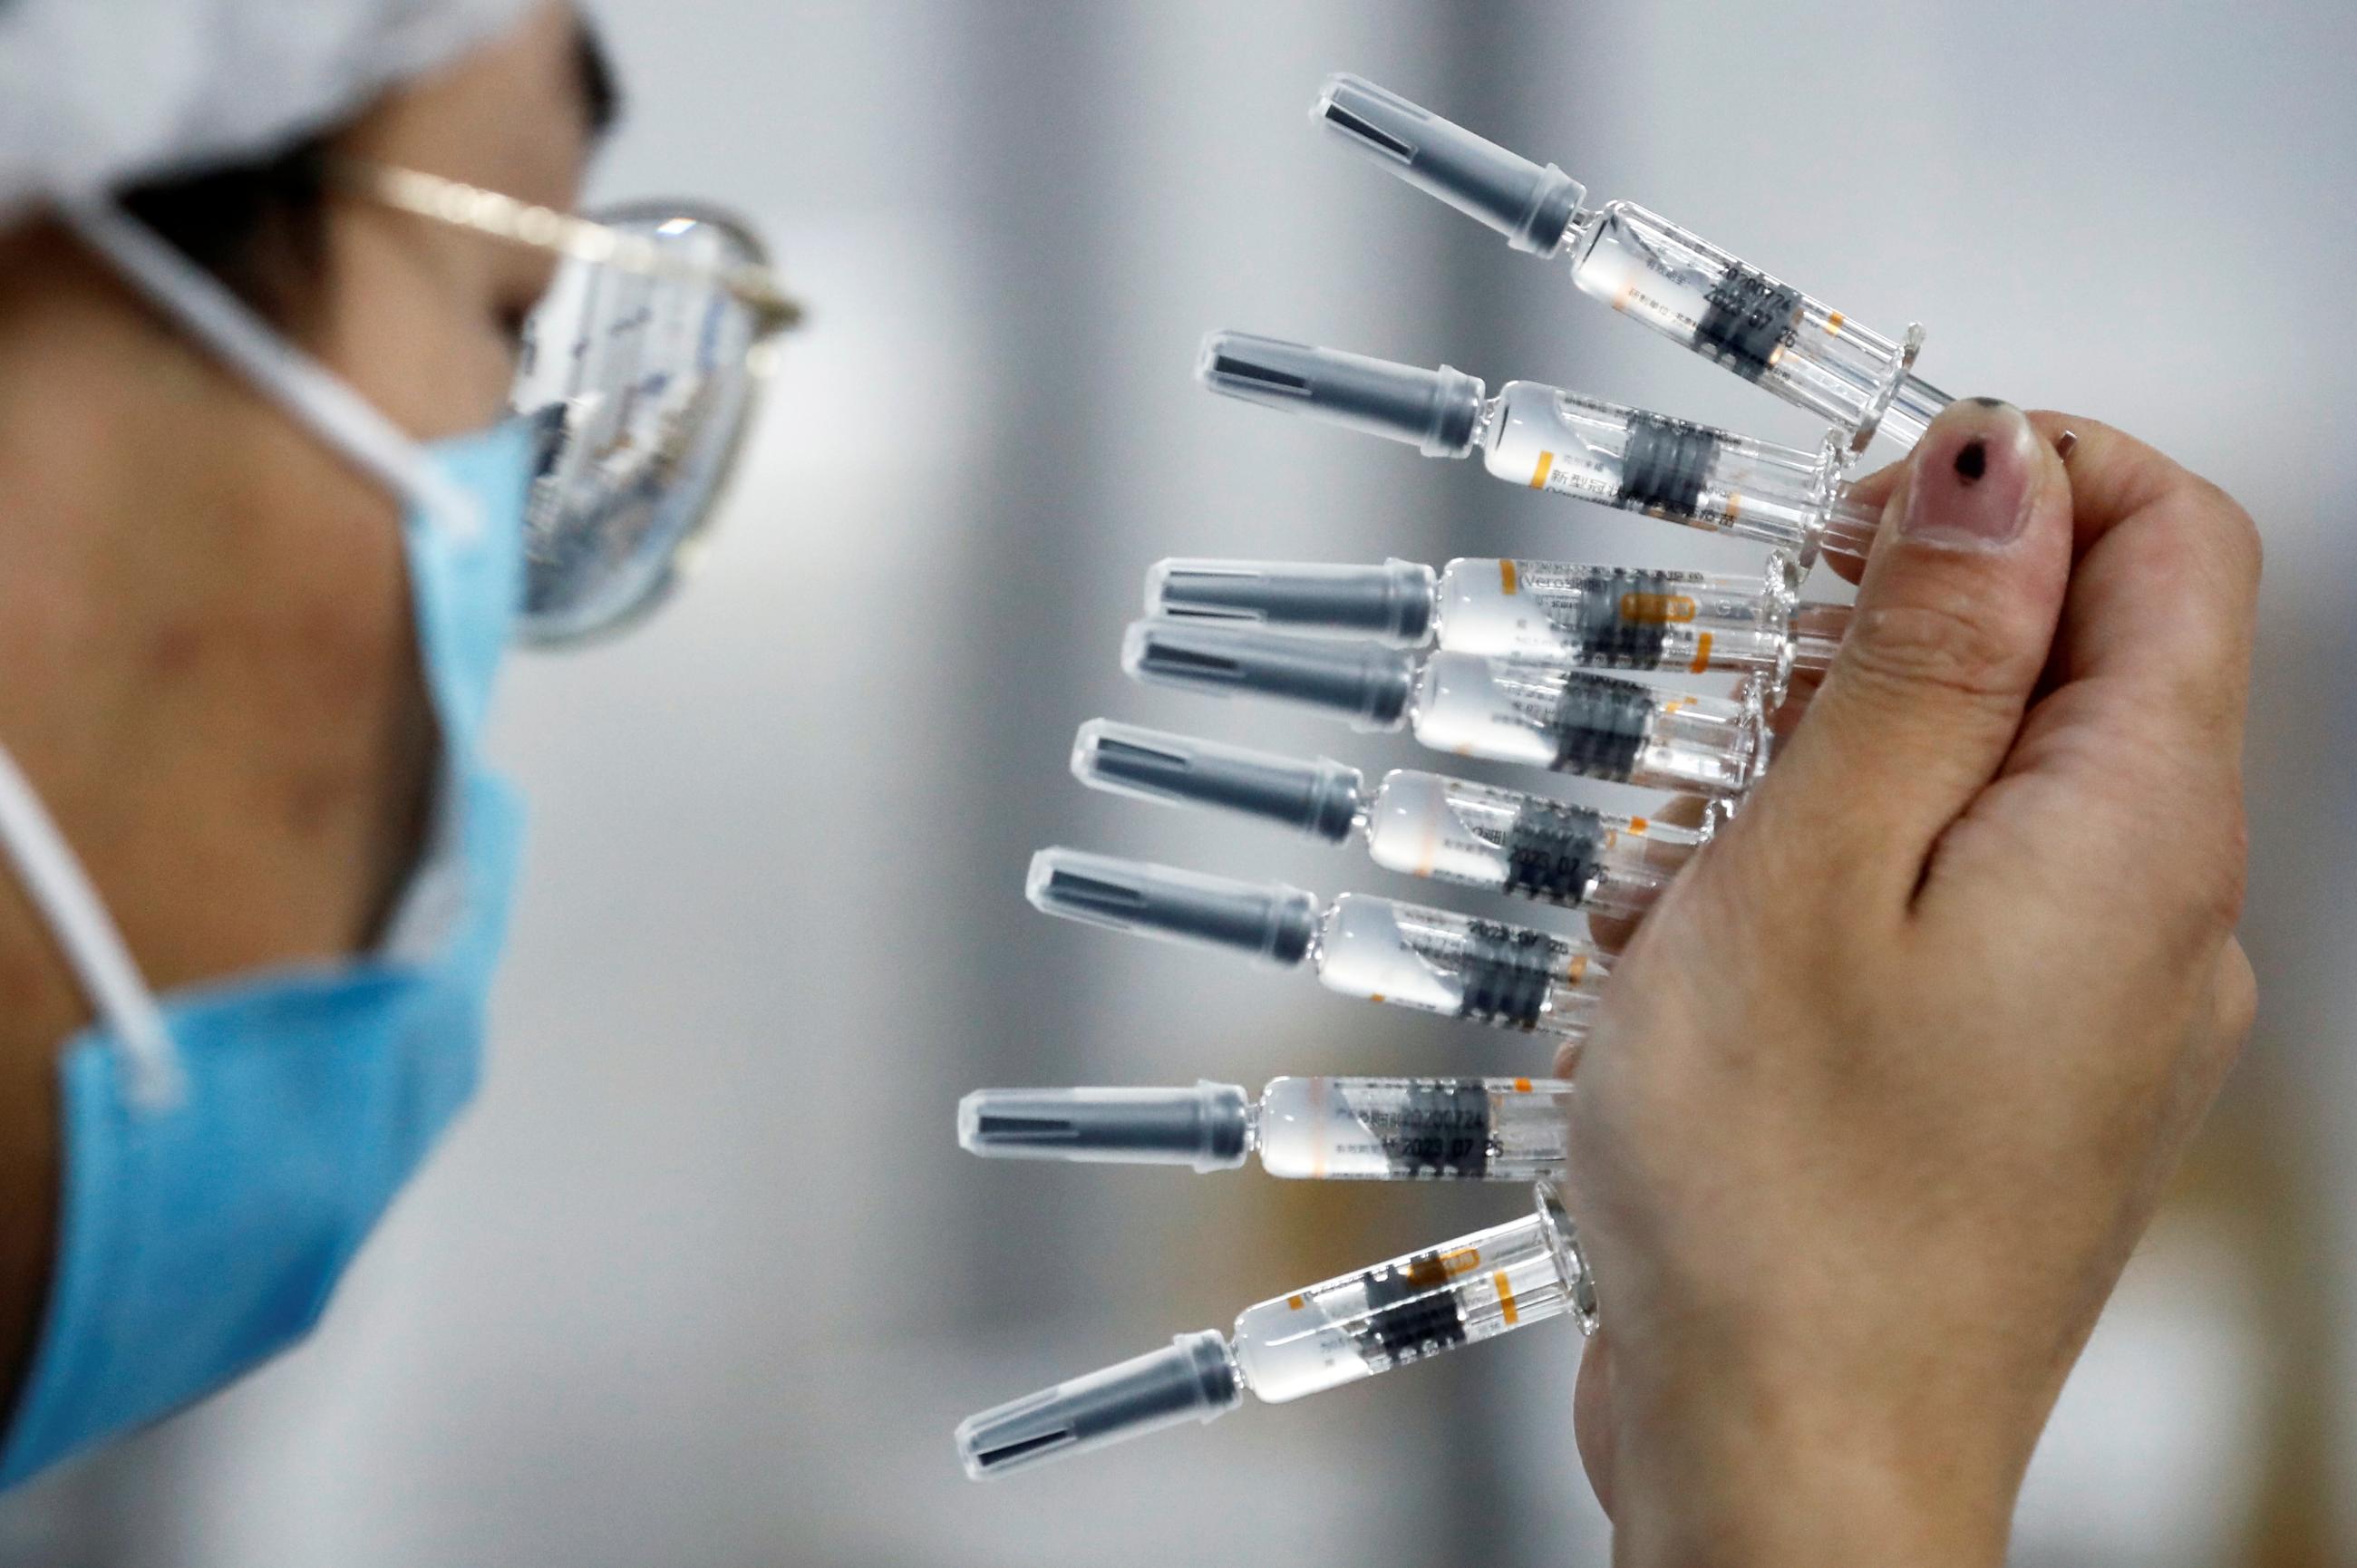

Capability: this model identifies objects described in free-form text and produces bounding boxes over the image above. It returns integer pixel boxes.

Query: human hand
[1560,400,2261,1567]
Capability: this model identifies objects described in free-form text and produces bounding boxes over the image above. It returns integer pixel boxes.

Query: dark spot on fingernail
[1954,440,1987,483]
[1968,396,2006,409]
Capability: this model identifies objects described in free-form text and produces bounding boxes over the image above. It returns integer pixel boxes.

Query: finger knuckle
[1841,601,2032,708]
[2200,808,2253,932]
[2216,944,2260,1047]
[2174,471,2264,594]
[2222,498,2264,592]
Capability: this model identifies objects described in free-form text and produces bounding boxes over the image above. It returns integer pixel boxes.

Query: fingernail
[1901,399,2037,550]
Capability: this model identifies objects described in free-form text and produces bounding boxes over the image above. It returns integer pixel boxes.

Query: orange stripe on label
[1288,1294,1305,1311]
[1499,558,1519,595]
[1530,451,1556,489]
[1439,1247,1483,1278]
[1513,1077,1532,1093]
[1825,311,1845,336]
[1724,493,1744,522]
[1628,816,1649,833]
[1495,1270,1520,1326]
[1690,631,1714,673]
[1619,591,1697,624]
[1566,953,1589,985]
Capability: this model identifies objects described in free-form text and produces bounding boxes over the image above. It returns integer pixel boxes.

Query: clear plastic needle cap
[1073,720,1364,841]
[1315,73,1586,255]
[958,1081,1252,1170]
[1121,619,1415,732]
[1197,331,1484,458]
[1148,557,1437,646]
[1027,847,1320,967]
[957,1331,1241,1479]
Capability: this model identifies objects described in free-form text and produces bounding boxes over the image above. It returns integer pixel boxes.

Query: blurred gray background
[4,1,2354,1563]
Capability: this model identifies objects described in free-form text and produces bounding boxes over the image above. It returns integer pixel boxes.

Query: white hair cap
[0,0,541,224]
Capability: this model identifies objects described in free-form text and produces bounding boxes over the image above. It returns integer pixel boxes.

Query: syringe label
[1456,920,1558,1031]
[1359,1082,1495,1178]
[1564,567,1675,668]
[1694,265,1804,382]
[1501,799,1608,905]
[1617,414,1715,520]
[1547,673,1654,782]
[1355,1252,1473,1365]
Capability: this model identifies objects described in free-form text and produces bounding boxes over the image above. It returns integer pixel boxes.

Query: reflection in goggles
[512,208,776,644]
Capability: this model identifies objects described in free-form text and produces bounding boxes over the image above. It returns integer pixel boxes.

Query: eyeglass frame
[335,160,804,336]
[332,160,805,644]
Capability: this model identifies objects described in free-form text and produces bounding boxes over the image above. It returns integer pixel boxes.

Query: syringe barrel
[1480,380,1854,561]
[1026,847,1320,968]
[1563,199,1946,449]
[956,1330,1240,1479]
[1257,1075,1574,1180]
[1122,619,1415,732]
[1072,720,1365,842]
[1230,1182,1594,1403]
[1314,73,1586,256]
[1789,600,1853,678]
[1363,769,1698,919]
[1147,556,1438,646]
[1411,653,1766,798]
[1197,331,1485,459]
[1314,893,1605,1039]
[1308,77,1952,449]
[1434,557,1799,677]
[958,1081,1253,1171]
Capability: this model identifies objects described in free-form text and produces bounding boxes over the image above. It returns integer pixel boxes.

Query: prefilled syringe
[1028,847,1608,1040]
[1314,73,1952,451]
[1199,330,1882,571]
[960,1075,1575,1180]
[1148,554,1851,698]
[956,1181,1594,1476]
[1072,719,1700,917]
[1121,620,1770,799]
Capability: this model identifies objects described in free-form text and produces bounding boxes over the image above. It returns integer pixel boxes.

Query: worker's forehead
[335,5,608,205]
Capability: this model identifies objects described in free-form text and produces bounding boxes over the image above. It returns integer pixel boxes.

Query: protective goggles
[346,163,804,645]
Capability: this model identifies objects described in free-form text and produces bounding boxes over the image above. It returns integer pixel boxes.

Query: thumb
[1738,399,2071,893]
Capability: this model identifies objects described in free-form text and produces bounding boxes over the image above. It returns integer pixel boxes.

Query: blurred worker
[0,0,794,1485]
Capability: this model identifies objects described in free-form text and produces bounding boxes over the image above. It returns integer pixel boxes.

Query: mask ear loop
[56,198,482,540]
[5,196,484,1111]
[0,750,182,1110]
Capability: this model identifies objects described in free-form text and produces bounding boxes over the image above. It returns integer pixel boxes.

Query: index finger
[2018,411,2262,768]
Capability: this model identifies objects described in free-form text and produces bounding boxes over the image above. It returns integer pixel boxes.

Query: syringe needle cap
[1120,620,1415,733]
[1314,73,1586,255]
[1025,847,1320,967]
[957,1081,1252,1171]
[1072,720,1364,842]
[1147,557,1437,646]
[956,1331,1240,1479]
[1196,331,1484,459]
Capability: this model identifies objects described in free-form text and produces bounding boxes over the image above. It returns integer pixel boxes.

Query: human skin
[1562,399,2261,1566]
[0,1,597,1428]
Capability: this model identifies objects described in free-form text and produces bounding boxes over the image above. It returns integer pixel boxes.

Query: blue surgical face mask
[0,206,536,1486]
